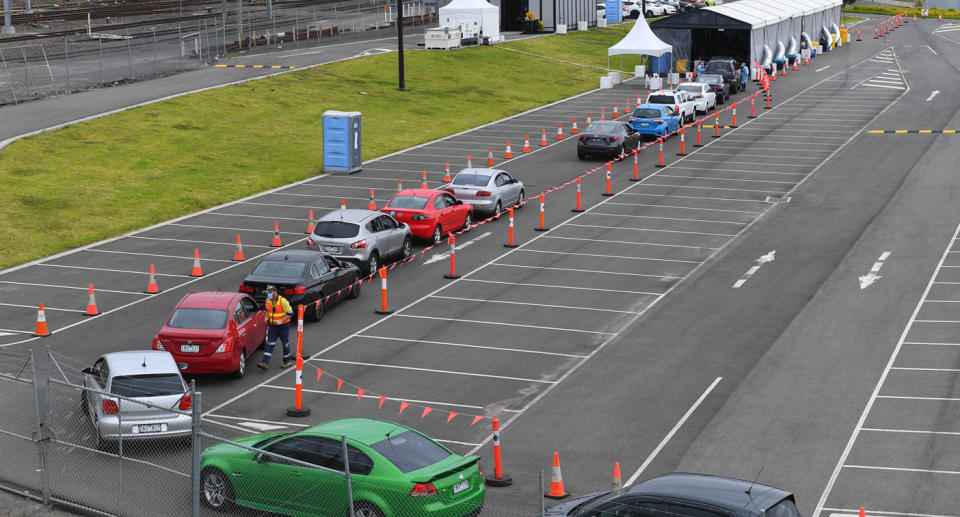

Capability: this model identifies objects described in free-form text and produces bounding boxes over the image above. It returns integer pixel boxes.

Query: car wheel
[201,468,236,511]
[645,10,653,17]
[306,300,324,322]
[352,502,385,517]
[494,200,502,215]
[432,225,443,244]
[617,144,625,157]
[231,349,246,379]
[348,278,360,299]
[365,252,379,276]
[577,151,586,159]
[516,189,525,208]
[401,237,412,259]
[94,423,114,453]
[462,212,472,231]
[80,390,89,414]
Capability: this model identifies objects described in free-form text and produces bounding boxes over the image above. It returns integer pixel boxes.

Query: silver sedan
[81,350,193,450]
[445,168,525,216]
[306,209,413,275]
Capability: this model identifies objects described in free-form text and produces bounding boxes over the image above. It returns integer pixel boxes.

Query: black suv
[705,57,741,91]
[545,472,801,517]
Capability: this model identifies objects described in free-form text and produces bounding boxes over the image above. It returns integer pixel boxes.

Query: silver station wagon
[81,350,193,450]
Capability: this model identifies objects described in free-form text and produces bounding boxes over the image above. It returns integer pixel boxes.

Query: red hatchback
[381,189,473,244]
[153,292,266,378]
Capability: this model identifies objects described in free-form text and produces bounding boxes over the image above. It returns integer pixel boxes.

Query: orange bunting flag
[421,407,433,419]
[378,396,386,409]
[337,379,344,392]
[399,401,409,415]
[471,415,484,426]
[316,369,324,381]
[357,388,365,401]
[447,412,458,423]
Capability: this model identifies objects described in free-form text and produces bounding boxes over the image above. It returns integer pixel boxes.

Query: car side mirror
[456,200,463,205]
[81,367,94,375]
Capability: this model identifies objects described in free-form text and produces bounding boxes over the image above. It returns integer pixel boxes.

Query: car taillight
[179,393,192,411]
[629,117,638,122]
[283,286,307,295]
[605,136,619,142]
[652,119,664,124]
[306,236,314,246]
[239,283,254,293]
[411,214,429,220]
[215,338,232,354]
[152,336,163,350]
[478,463,483,476]
[696,95,704,99]
[476,191,492,197]
[409,482,437,497]
[102,399,119,414]
[350,239,366,249]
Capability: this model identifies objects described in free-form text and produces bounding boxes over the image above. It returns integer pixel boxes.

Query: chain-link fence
[0,349,552,516]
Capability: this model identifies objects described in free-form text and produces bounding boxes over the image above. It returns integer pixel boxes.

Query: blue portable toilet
[323,111,362,174]
[649,52,671,74]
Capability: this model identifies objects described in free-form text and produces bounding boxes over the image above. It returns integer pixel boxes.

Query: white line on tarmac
[260,384,519,413]
[540,235,717,250]
[666,166,809,177]
[844,464,960,476]
[459,278,664,295]
[394,314,616,335]
[816,66,831,72]
[902,341,960,345]
[489,262,683,279]
[207,212,312,222]
[167,222,306,235]
[656,174,795,185]
[430,294,641,314]
[822,507,960,517]
[912,319,960,323]
[0,280,148,296]
[36,263,194,278]
[604,202,761,214]
[0,302,96,313]
[565,223,735,237]
[357,334,587,358]
[891,366,960,372]
[926,45,939,55]
[86,248,236,263]
[690,152,824,160]
[639,183,785,194]
[878,394,960,401]
[0,328,36,334]
[585,212,744,225]
[616,192,769,204]
[862,427,960,435]
[203,413,310,426]
[295,358,560,383]
[626,376,723,485]
[129,235,272,249]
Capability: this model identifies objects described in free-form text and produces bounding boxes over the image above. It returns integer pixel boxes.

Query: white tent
[608,17,672,71]
[439,0,500,42]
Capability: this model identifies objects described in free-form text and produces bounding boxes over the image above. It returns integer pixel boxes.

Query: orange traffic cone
[84,284,99,316]
[444,162,451,182]
[505,141,513,159]
[556,124,564,140]
[369,189,377,210]
[545,451,570,499]
[792,59,798,71]
[523,134,531,152]
[306,209,316,234]
[34,303,50,337]
[421,170,429,189]
[145,264,160,294]
[612,103,619,118]
[271,221,282,247]
[191,248,204,276]
[587,113,592,125]
[340,197,347,210]
[540,129,548,146]
[487,148,495,166]
[612,462,623,490]
[571,118,579,134]
[467,154,473,168]
[233,235,245,261]
[396,178,403,191]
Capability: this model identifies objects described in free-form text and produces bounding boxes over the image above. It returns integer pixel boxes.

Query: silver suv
[306,209,413,275]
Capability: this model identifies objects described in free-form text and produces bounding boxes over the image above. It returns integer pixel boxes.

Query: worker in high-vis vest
[257,285,295,370]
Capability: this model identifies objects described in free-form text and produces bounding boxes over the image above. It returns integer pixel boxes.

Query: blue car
[628,104,681,139]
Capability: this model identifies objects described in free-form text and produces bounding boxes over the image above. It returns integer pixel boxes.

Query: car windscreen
[586,122,620,134]
[705,62,731,74]
[647,95,676,104]
[452,174,491,187]
[700,74,723,84]
[387,195,430,209]
[251,260,307,278]
[369,430,452,473]
[167,308,228,329]
[677,85,702,94]
[313,221,360,238]
[111,374,184,397]
[633,108,662,118]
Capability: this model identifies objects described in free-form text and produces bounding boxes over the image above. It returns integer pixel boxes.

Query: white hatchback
[676,82,717,114]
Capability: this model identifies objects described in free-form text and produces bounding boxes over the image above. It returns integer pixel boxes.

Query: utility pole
[396,0,405,90]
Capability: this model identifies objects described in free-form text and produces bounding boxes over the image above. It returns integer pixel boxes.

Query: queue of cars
[598,0,717,20]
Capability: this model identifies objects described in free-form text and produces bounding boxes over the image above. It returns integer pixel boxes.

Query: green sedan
[199,417,485,517]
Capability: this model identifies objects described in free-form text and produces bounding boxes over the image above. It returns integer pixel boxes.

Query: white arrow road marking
[816,65,831,72]
[926,45,939,55]
[927,90,941,101]
[357,48,393,57]
[732,250,775,288]
[859,251,891,289]
[236,421,288,431]
[423,232,492,265]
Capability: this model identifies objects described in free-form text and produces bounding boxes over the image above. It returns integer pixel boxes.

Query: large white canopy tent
[439,0,501,42]
[606,17,672,73]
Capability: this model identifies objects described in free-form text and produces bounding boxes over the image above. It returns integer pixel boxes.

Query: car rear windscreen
[647,95,676,104]
[677,85,701,94]
[251,261,307,278]
[586,122,619,133]
[313,221,360,238]
[633,109,662,118]
[700,74,722,84]
[387,195,430,209]
[369,430,452,473]
[168,308,228,329]
[705,62,731,74]
[452,174,491,187]
[111,374,184,397]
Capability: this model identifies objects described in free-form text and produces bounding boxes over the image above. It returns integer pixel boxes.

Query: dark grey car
[577,121,641,159]
[545,473,801,517]
[306,209,413,275]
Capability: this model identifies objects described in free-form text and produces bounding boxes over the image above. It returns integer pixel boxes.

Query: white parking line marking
[862,427,960,435]
[565,223,735,237]
[913,320,960,323]
[891,366,960,372]
[0,328,35,335]
[168,222,306,235]
[878,394,960,401]
[430,295,641,314]
[657,174,795,185]
[626,376,723,485]
[129,235,272,249]
[86,248,235,263]
[0,280,149,296]
[902,341,960,345]
[298,358,560,383]
[37,263,194,278]
[260,384,519,412]
[516,249,695,264]
[489,262,683,279]
[460,278,663,295]
[394,314,616,335]
[541,235,717,250]
[357,334,587,358]
[618,192,768,204]
[208,212,312,222]
[604,202,761,214]
[206,414,310,426]
[586,212,744,225]
[666,166,808,177]
[863,83,906,90]
[823,508,959,517]
[637,183,785,194]
[422,232,492,265]
[844,465,960,476]
[816,66,831,72]
[0,302,87,313]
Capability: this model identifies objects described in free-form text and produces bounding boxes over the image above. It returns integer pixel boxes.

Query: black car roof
[261,250,326,263]
[625,473,793,513]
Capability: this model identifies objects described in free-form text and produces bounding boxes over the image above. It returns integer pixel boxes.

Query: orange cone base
[503,243,519,248]
[602,192,614,197]
[534,227,550,232]
[571,208,585,213]
[444,273,461,280]
[145,286,160,294]
[286,406,311,417]
[485,474,513,487]
[34,331,50,338]
[84,309,100,317]
[545,488,571,499]
[375,308,394,315]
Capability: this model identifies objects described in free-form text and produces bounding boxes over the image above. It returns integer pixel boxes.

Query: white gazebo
[607,16,673,74]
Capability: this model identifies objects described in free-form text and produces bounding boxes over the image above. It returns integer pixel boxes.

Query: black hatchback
[577,121,641,159]
[545,472,801,517]
[239,250,361,321]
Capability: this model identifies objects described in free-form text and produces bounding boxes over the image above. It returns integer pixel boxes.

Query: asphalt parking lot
[5,14,960,517]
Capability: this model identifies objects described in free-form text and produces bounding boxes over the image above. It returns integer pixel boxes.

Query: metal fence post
[40,350,51,505]
[192,380,201,517]
[341,435,355,517]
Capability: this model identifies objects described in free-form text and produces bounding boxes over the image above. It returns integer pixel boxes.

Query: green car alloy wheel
[200,417,485,517]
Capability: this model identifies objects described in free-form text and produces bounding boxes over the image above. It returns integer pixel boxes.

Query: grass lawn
[843,5,960,19]
[0,23,642,269]
[841,15,866,24]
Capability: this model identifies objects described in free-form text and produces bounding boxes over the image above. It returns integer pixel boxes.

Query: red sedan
[152,292,266,378]
[381,188,473,244]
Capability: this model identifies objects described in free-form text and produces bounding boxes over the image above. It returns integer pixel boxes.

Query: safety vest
[265,296,292,325]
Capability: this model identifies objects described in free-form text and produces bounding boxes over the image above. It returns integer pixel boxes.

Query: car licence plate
[136,423,162,433]
[324,245,340,253]
[180,344,200,353]
[641,122,650,126]
[453,480,469,494]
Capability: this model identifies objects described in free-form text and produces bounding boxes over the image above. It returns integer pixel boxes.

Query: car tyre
[494,200,502,215]
[462,212,472,231]
[306,300,324,322]
[401,237,412,259]
[231,349,246,379]
[201,468,236,511]
[432,225,443,244]
[645,10,653,17]
[352,502,385,517]
[348,278,360,299]
[365,252,379,276]
[516,189,525,208]
[577,151,586,159]
[80,390,89,414]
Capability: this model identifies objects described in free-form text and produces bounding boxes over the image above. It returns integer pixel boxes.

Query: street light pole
[396,0,405,90]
